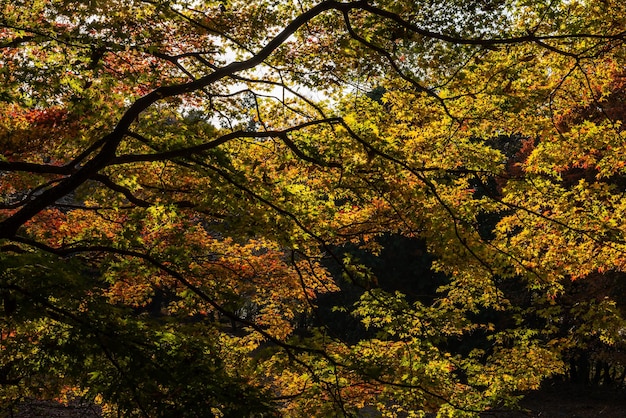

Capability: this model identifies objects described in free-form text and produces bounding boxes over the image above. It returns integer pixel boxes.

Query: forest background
[1,0,626,416]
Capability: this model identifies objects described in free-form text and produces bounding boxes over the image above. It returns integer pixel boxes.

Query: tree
[1,0,626,416]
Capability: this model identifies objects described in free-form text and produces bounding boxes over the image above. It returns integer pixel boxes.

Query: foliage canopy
[1,0,626,416]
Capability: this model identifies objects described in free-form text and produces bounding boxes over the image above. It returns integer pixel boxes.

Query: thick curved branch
[0,0,353,239]
[357,2,626,47]
[113,119,344,168]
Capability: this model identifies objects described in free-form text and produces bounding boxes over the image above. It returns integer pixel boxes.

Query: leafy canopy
[1,0,626,416]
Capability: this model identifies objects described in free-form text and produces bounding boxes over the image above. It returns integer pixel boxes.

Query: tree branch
[0,0,352,239]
